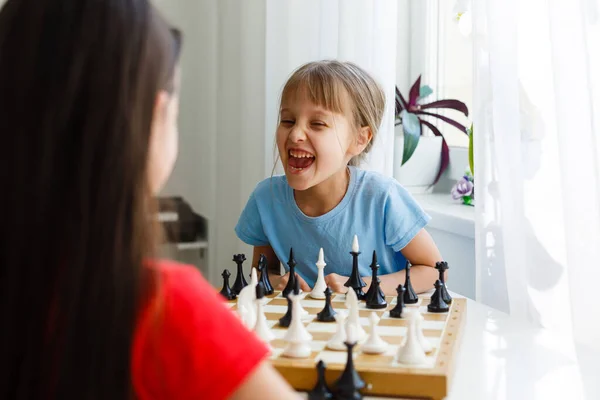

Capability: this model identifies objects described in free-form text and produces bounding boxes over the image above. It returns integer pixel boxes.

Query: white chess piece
[326,310,348,351]
[344,288,366,341]
[396,309,427,365]
[361,313,388,354]
[282,290,313,358]
[352,234,359,252]
[253,296,274,344]
[237,269,259,328]
[309,248,327,299]
[415,310,433,353]
[237,304,248,326]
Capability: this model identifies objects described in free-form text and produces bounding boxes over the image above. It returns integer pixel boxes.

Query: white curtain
[473,0,600,398]
[265,0,398,176]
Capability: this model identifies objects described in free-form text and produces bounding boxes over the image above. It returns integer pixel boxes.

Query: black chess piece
[427,280,449,313]
[279,278,300,327]
[333,340,365,400]
[403,260,418,304]
[365,251,388,309]
[389,284,405,318]
[255,280,265,300]
[308,360,333,400]
[258,254,274,295]
[282,248,298,299]
[219,269,236,300]
[317,287,337,322]
[435,261,452,304]
[344,242,367,300]
[232,254,248,295]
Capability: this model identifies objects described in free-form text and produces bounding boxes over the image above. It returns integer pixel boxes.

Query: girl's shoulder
[353,167,406,198]
[252,174,289,200]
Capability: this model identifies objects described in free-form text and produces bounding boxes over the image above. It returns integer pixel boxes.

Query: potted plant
[394,76,470,191]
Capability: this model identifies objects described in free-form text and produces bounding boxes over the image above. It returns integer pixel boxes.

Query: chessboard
[225,290,466,400]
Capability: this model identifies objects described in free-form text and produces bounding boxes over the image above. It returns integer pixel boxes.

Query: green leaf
[419,85,433,100]
[468,123,474,175]
[401,111,421,165]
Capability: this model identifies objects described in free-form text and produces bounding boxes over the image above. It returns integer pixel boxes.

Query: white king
[310,248,327,299]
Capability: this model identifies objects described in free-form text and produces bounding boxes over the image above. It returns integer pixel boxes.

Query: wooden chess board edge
[439,298,467,388]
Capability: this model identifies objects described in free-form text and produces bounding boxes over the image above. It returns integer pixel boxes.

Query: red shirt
[132,261,269,399]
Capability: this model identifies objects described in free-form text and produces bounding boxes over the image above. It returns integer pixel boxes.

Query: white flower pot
[393,127,442,194]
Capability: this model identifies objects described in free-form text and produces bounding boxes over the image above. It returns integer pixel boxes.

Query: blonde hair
[279,60,386,166]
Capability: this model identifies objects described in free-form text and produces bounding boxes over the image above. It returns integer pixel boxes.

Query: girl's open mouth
[288,149,315,172]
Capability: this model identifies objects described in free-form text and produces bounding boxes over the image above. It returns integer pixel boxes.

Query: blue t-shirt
[234,166,431,288]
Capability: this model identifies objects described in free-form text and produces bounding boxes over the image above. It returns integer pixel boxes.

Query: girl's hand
[269,272,311,293]
[324,273,349,294]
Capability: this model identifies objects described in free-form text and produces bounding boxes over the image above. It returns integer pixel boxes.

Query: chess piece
[326,311,347,351]
[344,288,366,341]
[435,261,452,304]
[365,251,387,309]
[333,323,365,400]
[361,312,388,354]
[310,248,327,299]
[282,280,313,358]
[316,287,337,322]
[308,360,333,400]
[253,282,274,344]
[344,235,367,300]
[389,284,405,318]
[427,280,449,313]
[414,311,432,353]
[219,269,236,300]
[237,275,257,329]
[232,253,248,295]
[282,248,298,299]
[396,309,427,365]
[257,254,274,295]
[403,260,419,304]
[278,296,293,327]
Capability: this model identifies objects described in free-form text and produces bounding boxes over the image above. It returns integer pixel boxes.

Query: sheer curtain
[473,0,600,398]
[264,0,398,176]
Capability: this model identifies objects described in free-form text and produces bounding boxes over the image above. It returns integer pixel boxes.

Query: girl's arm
[230,361,301,400]
[365,229,442,295]
[252,245,311,292]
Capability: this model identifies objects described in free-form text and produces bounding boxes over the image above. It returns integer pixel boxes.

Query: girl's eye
[280,120,294,125]
[311,121,326,127]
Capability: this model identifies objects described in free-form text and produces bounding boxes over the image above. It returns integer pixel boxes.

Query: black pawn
[282,248,298,299]
[427,280,449,313]
[389,284,405,318]
[333,341,365,400]
[403,261,418,304]
[317,287,337,322]
[279,278,300,328]
[365,251,387,309]
[258,254,274,295]
[232,254,248,295]
[219,269,236,300]
[344,245,367,300]
[308,360,333,400]
[435,261,452,304]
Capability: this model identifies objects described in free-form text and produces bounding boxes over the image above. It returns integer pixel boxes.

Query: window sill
[412,193,474,239]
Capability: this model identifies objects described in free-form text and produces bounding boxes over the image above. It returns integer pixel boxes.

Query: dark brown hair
[0,0,182,398]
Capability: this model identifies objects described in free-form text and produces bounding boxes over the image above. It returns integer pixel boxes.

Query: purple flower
[451,177,474,200]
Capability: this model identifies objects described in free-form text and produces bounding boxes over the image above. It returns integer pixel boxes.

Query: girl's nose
[289,125,307,143]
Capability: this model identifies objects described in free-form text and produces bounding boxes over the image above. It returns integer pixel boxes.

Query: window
[418,0,473,148]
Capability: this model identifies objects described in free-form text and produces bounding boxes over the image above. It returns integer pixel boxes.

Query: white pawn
[361,313,388,354]
[344,288,366,341]
[237,268,259,328]
[283,290,313,358]
[415,311,432,353]
[253,293,274,345]
[396,309,427,365]
[309,248,327,299]
[237,304,248,326]
[326,310,348,351]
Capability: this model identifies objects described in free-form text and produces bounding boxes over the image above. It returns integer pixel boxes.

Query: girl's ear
[355,125,373,152]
